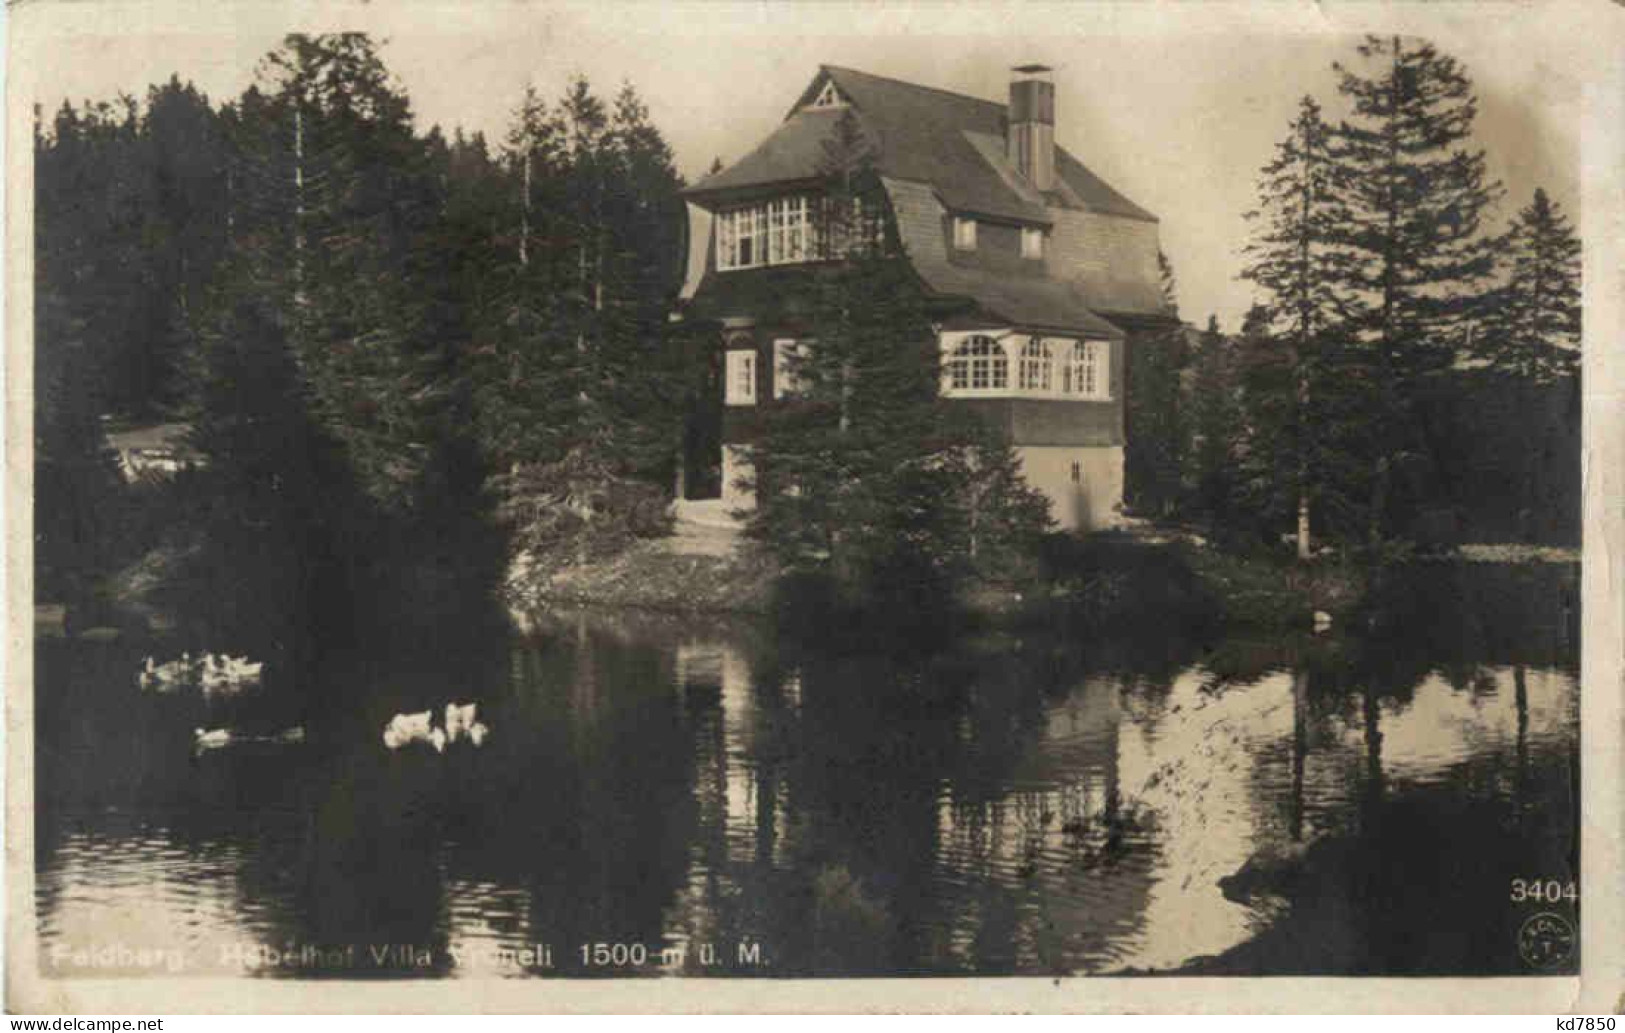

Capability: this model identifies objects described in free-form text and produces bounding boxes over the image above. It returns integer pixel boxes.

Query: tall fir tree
[750,109,1050,604]
[34,100,144,602]
[1237,95,1364,554]
[1156,249,1180,319]
[1476,188,1580,382]
[1125,249,1188,518]
[136,77,231,416]
[1331,36,1503,541]
[476,77,687,560]
[244,33,460,516]
[1183,314,1242,529]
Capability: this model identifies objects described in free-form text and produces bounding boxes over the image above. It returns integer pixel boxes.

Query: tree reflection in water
[35,562,1579,976]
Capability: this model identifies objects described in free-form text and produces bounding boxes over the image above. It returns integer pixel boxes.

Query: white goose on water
[382,711,437,751]
[193,726,305,755]
[445,702,477,743]
[139,655,195,691]
[193,727,232,752]
[201,653,265,693]
[382,706,490,754]
[444,702,490,748]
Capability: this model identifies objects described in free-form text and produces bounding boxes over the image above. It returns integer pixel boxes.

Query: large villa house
[675,64,1175,531]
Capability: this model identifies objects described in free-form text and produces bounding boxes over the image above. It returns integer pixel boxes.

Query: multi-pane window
[718,206,764,270]
[726,350,757,405]
[1018,337,1053,391]
[947,335,1008,392]
[718,195,872,270]
[1065,340,1109,400]
[953,217,978,251]
[941,335,1110,399]
[1021,227,1044,259]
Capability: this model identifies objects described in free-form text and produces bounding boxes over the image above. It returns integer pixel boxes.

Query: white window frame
[944,334,1010,395]
[1021,226,1045,260]
[939,332,1113,401]
[1064,340,1111,401]
[773,338,810,399]
[952,216,978,252]
[1018,336,1053,392]
[726,349,757,405]
[716,195,828,271]
[811,81,844,109]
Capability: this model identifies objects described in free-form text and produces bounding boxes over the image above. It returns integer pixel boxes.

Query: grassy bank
[1181,544,1368,630]
[504,538,780,615]
[498,523,1576,636]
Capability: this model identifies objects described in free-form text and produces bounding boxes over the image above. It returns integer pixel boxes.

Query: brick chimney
[1008,64,1055,191]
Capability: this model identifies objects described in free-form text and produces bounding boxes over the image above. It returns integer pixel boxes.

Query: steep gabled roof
[882,177,1128,337]
[686,65,1157,225]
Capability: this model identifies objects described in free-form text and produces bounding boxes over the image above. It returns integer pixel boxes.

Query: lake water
[33,563,1580,978]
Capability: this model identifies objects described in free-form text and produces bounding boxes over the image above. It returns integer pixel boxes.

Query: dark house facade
[676,64,1175,531]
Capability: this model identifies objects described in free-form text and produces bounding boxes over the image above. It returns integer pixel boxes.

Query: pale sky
[13,0,1590,330]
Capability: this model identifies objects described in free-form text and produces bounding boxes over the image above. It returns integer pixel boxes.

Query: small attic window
[1021,227,1044,259]
[953,217,978,252]
[811,81,844,109]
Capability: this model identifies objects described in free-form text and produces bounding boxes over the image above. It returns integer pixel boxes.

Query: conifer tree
[1331,36,1503,541]
[243,33,459,516]
[1157,249,1180,319]
[1237,95,1359,555]
[750,110,1050,602]
[34,101,141,601]
[476,77,686,560]
[1125,246,1187,517]
[1476,188,1580,381]
[136,77,230,416]
[1184,315,1242,528]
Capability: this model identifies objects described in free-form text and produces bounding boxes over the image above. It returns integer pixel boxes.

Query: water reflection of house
[102,421,201,481]
[674,640,780,866]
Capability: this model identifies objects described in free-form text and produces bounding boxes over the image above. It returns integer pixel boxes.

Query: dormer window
[1021,227,1044,260]
[719,197,810,270]
[953,217,978,252]
[811,81,845,109]
[717,194,880,271]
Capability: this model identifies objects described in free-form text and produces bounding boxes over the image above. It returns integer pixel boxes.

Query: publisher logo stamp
[1517,911,1575,969]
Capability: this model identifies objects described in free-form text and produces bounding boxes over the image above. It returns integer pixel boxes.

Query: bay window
[1018,337,1053,391]
[1065,340,1109,400]
[946,335,1009,392]
[942,333,1111,400]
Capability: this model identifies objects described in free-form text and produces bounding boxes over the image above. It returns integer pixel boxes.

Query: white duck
[192,726,304,757]
[382,710,436,751]
[201,653,265,693]
[139,655,197,691]
[444,702,478,743]
[221,655,264,682]
[193,727,232,752]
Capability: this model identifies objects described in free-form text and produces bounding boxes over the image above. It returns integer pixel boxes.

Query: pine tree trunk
[1297,490,1312,561]
[1369,455,1389,546]
[519,149,531,268]
[293,105,306,308]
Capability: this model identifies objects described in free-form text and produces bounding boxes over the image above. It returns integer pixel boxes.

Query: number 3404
[1510,878,1578,903]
